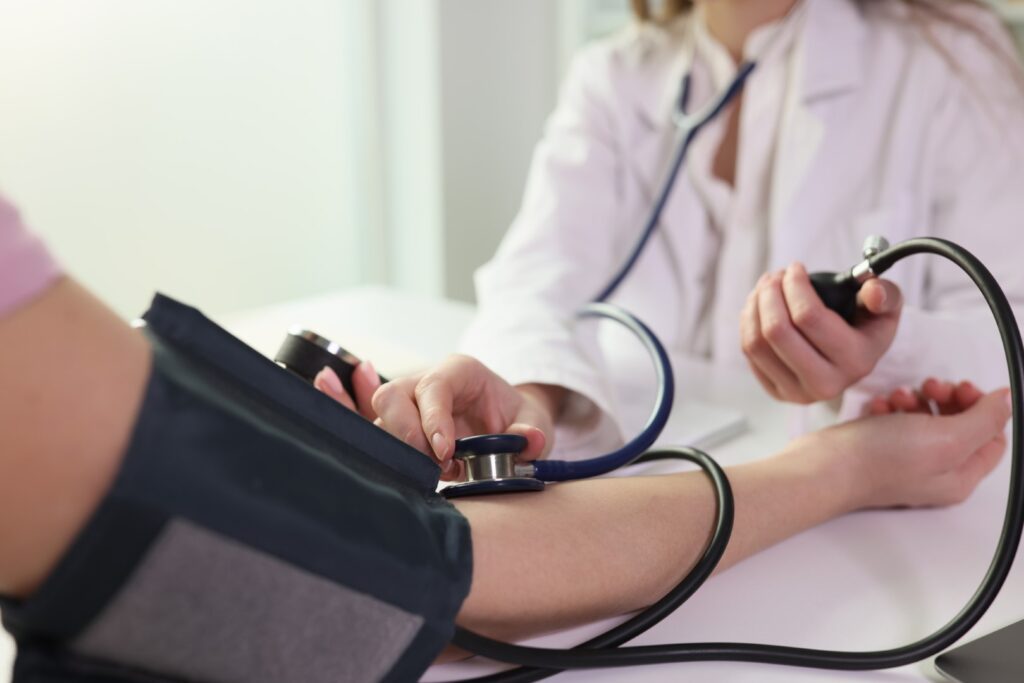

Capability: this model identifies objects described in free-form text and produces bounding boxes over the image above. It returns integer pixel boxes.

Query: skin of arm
[449,385,1010,647]
[0,278,151,597]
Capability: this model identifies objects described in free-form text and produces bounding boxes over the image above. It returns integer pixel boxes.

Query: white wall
[371,0,563,303]
[0,1,375,318]
[436,0,560,301]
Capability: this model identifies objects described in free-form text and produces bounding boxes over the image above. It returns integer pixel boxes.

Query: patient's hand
[805,386,1011,510]
[866,378,983,416]
[313,362,381,421]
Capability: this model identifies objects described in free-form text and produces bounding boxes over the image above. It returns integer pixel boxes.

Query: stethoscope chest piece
[441,434,544,499]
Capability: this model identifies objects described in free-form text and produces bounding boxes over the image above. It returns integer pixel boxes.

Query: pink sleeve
[0,194,62,319]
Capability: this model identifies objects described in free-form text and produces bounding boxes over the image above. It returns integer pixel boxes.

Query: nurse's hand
[741,262,902,404]
[369,355,556,480]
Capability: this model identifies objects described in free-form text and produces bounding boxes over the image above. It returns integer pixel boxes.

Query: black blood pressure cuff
[0,294,473,683]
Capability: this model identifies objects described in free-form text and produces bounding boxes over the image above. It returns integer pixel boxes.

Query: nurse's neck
[699,0,800,63]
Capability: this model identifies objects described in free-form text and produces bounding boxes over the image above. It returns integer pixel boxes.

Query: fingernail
[432,432,448,459]
[442,459,454,474]
[876,287,888,308]
[360,359,378,384]
[318,366,344,396]
[1005,391,1013,412]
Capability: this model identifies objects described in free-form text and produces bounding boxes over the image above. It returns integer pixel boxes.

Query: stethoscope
[271,15,1024,678]
[274,56,751,497]
[273,17,813,498]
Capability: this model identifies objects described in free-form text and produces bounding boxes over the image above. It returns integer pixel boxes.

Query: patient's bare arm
[447,391,1008,644]
[0,278,151,597]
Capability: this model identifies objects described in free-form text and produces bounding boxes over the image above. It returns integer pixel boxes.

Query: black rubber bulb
[809,271,862,325]
[276,331,388,396]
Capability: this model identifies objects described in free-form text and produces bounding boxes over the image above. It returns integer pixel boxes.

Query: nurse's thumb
[507,423,548,461]
[857,278,903,317]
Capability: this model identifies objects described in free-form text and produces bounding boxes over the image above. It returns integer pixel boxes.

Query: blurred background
[1,0,1023,318]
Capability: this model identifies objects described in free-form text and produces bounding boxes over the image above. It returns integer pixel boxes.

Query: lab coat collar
[798,0,867,101]
[635,0,866,129]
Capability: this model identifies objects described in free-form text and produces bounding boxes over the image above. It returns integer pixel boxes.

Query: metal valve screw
[862,235,890,259]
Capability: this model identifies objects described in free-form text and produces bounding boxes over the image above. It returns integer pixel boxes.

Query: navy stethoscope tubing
[531,303,675,481]
[451,61,757,492]
[595,61,757,303]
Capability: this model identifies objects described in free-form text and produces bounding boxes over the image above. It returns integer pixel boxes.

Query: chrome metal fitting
[862,235,890,259]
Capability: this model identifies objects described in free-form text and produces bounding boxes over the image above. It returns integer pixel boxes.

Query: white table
[2,285,1020,683]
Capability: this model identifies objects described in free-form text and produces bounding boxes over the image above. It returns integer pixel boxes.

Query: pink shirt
[0,194,61,319]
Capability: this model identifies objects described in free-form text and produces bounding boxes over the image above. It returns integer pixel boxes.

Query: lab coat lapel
[629,32,693,197]
[627,24,716,350]
[770,0,867,266]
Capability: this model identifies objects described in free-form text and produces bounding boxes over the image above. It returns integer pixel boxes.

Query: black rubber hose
[446,447,734,683]
[445,238,1024,677]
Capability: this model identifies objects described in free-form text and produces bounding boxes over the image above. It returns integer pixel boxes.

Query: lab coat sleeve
[839,16,1024,419]
[459,44,630,456]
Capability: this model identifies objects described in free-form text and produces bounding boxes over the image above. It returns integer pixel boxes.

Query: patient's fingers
[314,367,357,412]
[890,387,921,413]
[955,381,984,411]
[867,396,892,415]
[350,361,382,420]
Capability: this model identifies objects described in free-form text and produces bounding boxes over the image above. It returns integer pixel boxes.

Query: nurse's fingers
[372,377,436,461]
[741,282,780,399]
[314,367,357,412]
[758,272,840,401]
[741,276,808,401]
[505,422,548,462]
[856,278,903,317]
[414,373,458,464]
[781,263,863,366]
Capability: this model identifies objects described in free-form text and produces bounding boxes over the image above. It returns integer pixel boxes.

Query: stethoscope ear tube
[446,237,1024,679]
[531,303,675,482]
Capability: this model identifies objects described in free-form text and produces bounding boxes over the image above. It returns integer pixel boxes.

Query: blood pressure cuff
[0,294,473,683]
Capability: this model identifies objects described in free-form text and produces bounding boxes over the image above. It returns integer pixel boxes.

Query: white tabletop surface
[2,285,1021,683]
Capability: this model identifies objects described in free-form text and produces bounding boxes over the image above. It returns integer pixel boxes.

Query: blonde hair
[628,0,1023,91]
[629,0,985,23]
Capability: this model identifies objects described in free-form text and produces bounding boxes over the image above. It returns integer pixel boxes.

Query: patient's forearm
[0,278,151,597]
[453,444,854,641]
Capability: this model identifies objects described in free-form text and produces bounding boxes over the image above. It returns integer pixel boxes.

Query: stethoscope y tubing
[446,238,1024,678]
[594,63,756,304]
[531,303,674,481]
[525,63,758,484]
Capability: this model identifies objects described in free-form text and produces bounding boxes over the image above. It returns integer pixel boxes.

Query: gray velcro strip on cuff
[73,518,423,683]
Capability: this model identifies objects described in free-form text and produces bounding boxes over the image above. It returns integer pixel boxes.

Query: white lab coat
[460,0,1024,453]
